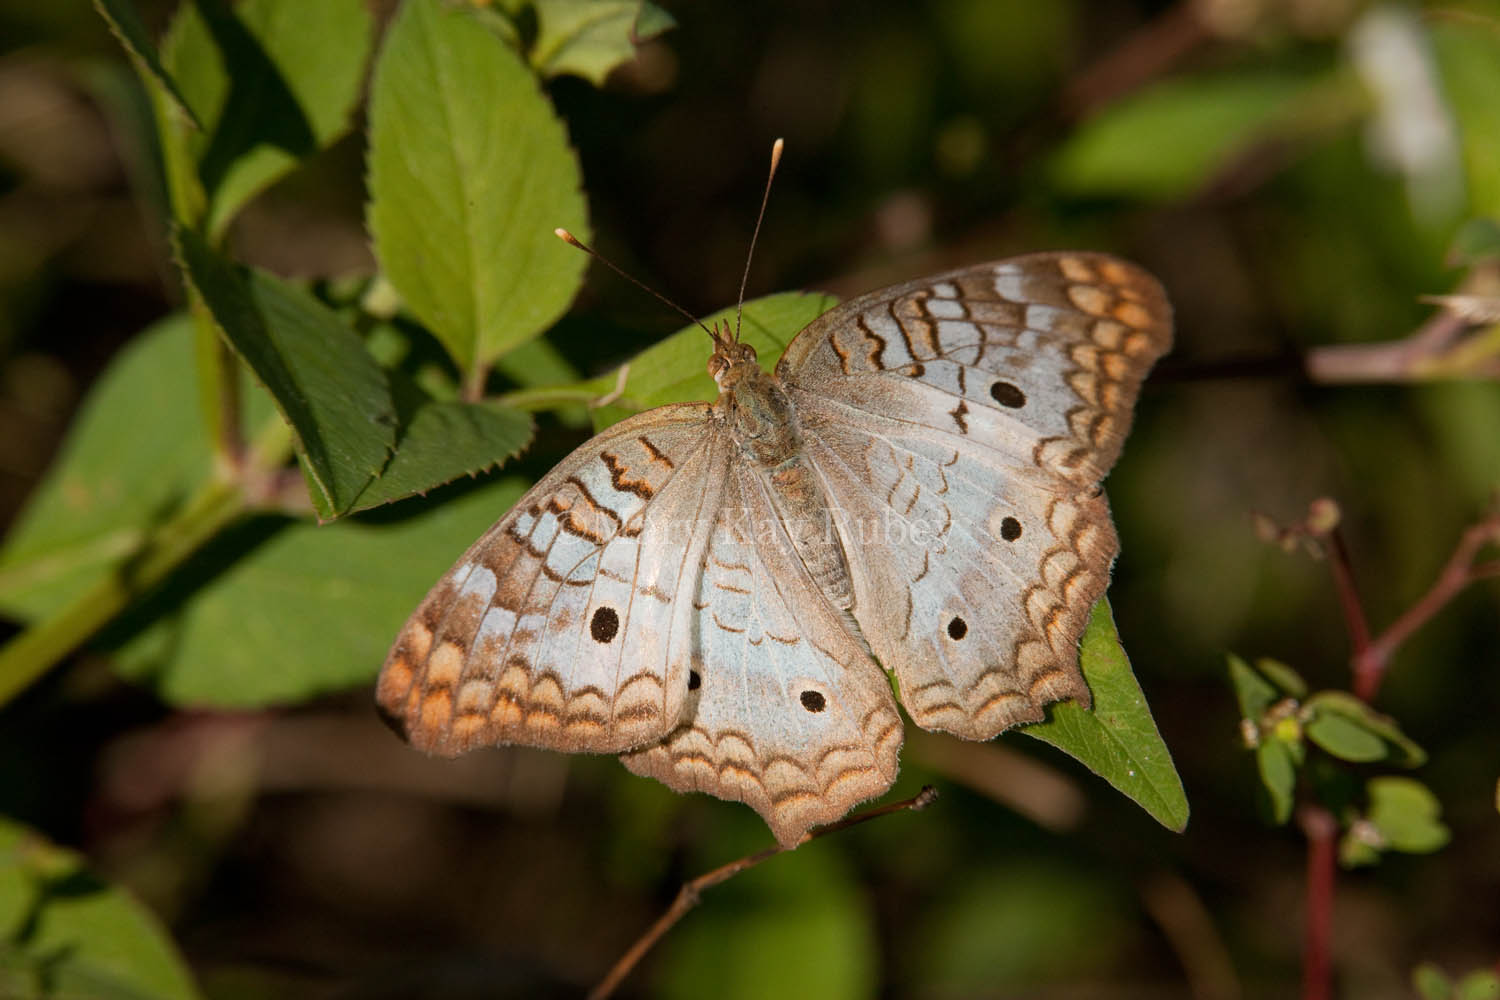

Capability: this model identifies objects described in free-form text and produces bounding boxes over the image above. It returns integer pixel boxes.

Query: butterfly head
[707,321,759,390]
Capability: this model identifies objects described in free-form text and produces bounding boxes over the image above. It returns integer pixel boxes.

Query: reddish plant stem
[1325,526,1373,665]
[1351,513,1500,702]
[1298,805,1338,1000]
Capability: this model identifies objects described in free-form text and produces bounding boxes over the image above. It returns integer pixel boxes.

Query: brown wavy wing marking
[376,404,720,757]
[621,461,903,848]
[776,252,1172,485]
[774,252,1171,741]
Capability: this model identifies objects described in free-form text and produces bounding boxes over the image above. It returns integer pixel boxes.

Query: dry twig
[588,786,939,1000]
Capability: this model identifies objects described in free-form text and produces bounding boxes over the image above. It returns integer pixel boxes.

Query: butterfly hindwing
[377,404,725,756]
[622,458,903,847]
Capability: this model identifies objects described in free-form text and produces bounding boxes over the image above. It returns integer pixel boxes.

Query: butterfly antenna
[554,228,715,340]
[734,137,784,343]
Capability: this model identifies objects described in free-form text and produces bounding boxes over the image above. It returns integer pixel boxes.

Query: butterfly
[376,250,1172,847]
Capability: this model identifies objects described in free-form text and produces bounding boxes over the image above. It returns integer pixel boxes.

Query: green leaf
[368,0,589,375]
[587,291,840,431]
[1413,961,1454,1000]
[1458,970,1500,1000]
[92,0,202,130]
[530,0,675,84]
[347,398,534,512]
[0,315,272,621]
[1051,69,1345,201]
[155,0,361,229]
[1304,709,1387,762]
[177,230,396,519]
[1305,690,1426,766]
[1021,600,1189,832]
[1227,652,1278,722]
[1339,830,1381,868]
[160,0,373,239]
[1255,739,1297,825]
[0,816,201,1000]
[1432,18,1500,218]
[1254,656,1308,698]
[634,1,676,39]
[111,477,529,707]
[1366,776,1450,854]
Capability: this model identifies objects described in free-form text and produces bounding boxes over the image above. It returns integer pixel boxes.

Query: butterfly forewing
[377,403,724,756]
[779,252,1171,740]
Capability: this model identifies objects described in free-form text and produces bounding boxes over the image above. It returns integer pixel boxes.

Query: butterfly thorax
[711,338,857,612]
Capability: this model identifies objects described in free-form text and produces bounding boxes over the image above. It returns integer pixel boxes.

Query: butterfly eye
[947,616,968,640]
[989,381,1026,408]
[707,356,726,379]
[590,606,620,643]
[799,690,826,712]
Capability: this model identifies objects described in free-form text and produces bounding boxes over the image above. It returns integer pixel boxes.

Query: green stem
[0,477,249,709]
[495,383,611,411]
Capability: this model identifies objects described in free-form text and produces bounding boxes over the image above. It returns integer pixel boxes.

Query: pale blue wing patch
[622,463,903,848]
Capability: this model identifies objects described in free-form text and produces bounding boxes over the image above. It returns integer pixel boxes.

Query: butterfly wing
[377,403,729,757]
[622,452,904,848]
[776,252,1172,739]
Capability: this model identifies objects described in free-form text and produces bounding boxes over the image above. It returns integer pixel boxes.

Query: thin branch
[1354,510,1500,701]
[588,786,939,1000]
[1298,805,1338,1000]
[1325,525,1372,663]
[1305,309,1495,383]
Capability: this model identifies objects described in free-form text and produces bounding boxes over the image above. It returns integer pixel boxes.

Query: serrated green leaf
[1305,710,1388,762]
[1254,656,1308,698]
[0,816,201,1000]
[92,0,202,130]
[1432,19,1500,218]
[531,0,671,84]
[368,0,589,374]
[177,230,396,519]
[111,477,528,707]
[160,0,373,239]
[1227,652,1278,722]
[1255,739,1296,825]
[1306,690,1426,766]
[1051,69,1343,200]
[0,316,272,621]
[1022,601,1189,832]
[347,398,534,512]
[1366,776,1450,854]
[587,291,840,431]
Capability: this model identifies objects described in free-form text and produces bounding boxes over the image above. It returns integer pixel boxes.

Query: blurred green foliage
[0,0,1498,997]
